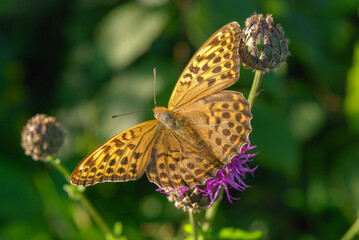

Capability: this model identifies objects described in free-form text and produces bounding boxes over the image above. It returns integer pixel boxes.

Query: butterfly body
[154,106,216,157]
[71,22,253,190]
[154,107,183,131]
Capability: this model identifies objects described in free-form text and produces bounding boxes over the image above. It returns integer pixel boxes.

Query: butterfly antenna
[153,67,157,107]
[111,109,152,119]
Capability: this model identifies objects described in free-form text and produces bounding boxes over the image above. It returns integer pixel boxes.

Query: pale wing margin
[71,120,158,186]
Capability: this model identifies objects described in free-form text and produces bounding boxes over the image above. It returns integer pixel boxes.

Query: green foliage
[183,222,193,235]
[217,227,262,240]
[1,0,358,239]
[344,42,359,133]
[183,223,262,240]
[96,2,169,70]
[251,101,300,177]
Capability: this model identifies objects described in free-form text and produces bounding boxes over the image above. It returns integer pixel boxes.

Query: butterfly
[70,22,253,191]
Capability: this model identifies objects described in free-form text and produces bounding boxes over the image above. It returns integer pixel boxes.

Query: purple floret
[196,141,258,206]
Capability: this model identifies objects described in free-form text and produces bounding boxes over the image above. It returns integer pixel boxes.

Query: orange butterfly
[70,22,252,191]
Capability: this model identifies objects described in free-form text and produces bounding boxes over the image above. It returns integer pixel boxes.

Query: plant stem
[202,189,223,233]
[189,209,198,240]
[47,157,114,239]
[199,189,224,240]
[79,193,113,240]
[49,158,72,182]
[247,70,264,107]
[341,216,359,240]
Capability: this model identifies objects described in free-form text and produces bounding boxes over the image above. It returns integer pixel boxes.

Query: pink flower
[196,141,258,206]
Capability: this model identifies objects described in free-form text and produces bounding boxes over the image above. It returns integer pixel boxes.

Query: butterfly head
[154,106,183,131]
[153,106,173,125]
[153,106,167,121]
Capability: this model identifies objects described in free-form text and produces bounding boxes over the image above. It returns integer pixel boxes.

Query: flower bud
[239,13,289,71]
[21,114,65,161]
[167,187,211,213]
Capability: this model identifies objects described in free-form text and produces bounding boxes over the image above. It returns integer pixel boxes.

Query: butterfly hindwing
[168,22,241,110]
[181,91,252,165]
[70,120,158,186]
[146,128,223,190]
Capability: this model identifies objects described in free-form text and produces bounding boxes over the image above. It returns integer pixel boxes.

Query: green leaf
[218,227,262,240]
[251,101,300,178]
[344,41,359,133]
[96,2,169,69]
[183,222,193,234]
[289,101,325,141]
[113,221,123,237]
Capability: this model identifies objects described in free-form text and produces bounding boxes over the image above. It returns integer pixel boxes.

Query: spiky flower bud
[166,187,211,213]
[239,13,289,71]
[21,114,65,161]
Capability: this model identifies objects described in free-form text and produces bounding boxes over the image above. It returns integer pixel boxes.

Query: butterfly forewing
[71,120,158,186]
[181,91,252,165]
[168,22,241,110]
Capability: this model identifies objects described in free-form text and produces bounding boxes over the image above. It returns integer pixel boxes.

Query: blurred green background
[1,0,359,239]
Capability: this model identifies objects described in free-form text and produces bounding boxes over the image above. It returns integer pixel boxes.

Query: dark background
[1,0,358,239]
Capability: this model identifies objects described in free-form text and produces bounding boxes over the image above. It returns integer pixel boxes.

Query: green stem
[79,194,113,240]
[47,157,114,239]
[341,216,359,240]
[247,70,264,107]
[49,158,71,183]
[202,189,223,233]
[189,209,198,240]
